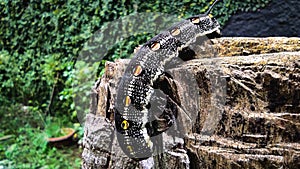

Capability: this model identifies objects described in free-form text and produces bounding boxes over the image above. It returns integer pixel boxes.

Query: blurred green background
[0,0,270,168]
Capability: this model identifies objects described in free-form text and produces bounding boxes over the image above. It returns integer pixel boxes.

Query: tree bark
[82,37,300,169]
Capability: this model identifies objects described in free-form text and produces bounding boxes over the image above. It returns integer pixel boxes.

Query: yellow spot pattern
[121,120,129,130]
[191,17,200,24]
[124,96,131,106]
[127,145,133,152]
[133,65,143,76]
[171,28,180,36]
[150,42,160,51]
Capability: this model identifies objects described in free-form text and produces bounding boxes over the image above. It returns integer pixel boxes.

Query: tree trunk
[82,37,300,169]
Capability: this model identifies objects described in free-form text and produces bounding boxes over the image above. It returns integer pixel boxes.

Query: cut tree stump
[82,37,300,169]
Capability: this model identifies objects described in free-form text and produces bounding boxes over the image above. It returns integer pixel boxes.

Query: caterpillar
[115,0,221,159]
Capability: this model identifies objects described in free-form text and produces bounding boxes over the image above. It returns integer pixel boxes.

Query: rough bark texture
[82,37,300,169]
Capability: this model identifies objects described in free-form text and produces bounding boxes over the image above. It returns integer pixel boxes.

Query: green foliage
[0,0,271,117]
[0,126,81,169]
[0,0,268,118]
[44,116,71,137]
[0,0,271,168]
[0,104,80,168]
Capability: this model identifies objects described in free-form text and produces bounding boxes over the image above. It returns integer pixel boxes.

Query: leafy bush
[0,0,271,117]
[0,104,81,168]
[1,126,81,169]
